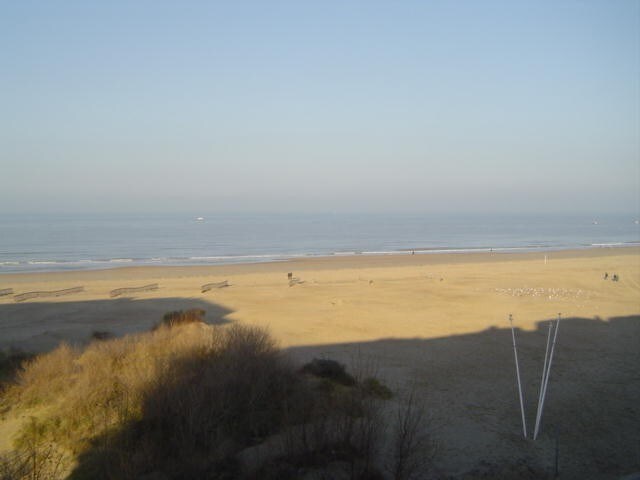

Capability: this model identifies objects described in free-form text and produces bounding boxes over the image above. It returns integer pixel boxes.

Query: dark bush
[0,349,33,387]
[155,309,206,330]
[361,377,393,400]
[90,331,114,341]
[300,359,356,386]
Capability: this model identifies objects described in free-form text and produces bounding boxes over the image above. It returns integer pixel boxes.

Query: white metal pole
[534,313,561,440]
[533,321,553,440]
[541,314,561,406]
[509,314,528,439]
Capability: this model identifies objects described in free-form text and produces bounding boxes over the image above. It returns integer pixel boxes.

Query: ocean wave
[188,254,282,261]
[2,241,638,273]
[591,242,640,247]
[360,250,405,255]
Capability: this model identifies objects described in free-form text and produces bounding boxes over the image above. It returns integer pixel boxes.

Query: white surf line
[509,314,528,439]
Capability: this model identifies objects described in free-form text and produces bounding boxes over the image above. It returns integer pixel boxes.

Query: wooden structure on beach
[289,277,304,287]
[201,280,230,293]
[14,286,84,302]
[109,283,159,298]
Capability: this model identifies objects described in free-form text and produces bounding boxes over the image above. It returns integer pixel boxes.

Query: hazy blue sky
[2,1,638,214]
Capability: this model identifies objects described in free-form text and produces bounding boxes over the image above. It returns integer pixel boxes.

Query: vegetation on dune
[300,358,357,387]
[0,351,33,391]
[155,308,207,330]
[0,316,434,480]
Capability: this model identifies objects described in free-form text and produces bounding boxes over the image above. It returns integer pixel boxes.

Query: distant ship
[196,217,204,222]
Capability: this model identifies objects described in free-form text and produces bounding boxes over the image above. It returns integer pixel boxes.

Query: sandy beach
[1,247,638,352]
[1,247,639,477]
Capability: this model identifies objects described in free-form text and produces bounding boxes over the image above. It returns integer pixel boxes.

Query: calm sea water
[1,213,638,273]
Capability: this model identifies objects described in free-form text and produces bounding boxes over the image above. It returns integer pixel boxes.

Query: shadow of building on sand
[286,315,640,479]
[0,297,233,353]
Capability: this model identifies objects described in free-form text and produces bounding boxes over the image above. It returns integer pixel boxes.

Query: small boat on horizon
[196,217,204,222]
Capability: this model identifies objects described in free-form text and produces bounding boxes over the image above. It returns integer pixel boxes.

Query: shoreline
[1,244,639,282]
[1,244,638,353]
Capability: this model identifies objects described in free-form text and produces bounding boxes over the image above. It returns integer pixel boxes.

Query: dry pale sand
[1,247,638,352]
[1,247,639,478]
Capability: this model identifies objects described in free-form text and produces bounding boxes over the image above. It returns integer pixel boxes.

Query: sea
[1,213,638,274]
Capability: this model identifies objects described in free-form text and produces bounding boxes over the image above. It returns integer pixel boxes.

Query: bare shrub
[343,389,387,479]
[140,324,293,451]
[386,388,437,480]
[274,359,391,480]
[1,417,68,480]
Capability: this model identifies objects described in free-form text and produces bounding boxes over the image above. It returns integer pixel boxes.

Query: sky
[1,1,639,215]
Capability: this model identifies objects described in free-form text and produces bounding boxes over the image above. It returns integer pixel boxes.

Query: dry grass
[2,323,260,477]
[12,344,77,407]
[0,320,432,480]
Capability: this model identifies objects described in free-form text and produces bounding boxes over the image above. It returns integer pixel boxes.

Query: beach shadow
[60,314,640,479]
[286,315,640,478]
[0,297,234,353]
